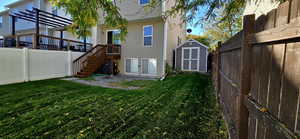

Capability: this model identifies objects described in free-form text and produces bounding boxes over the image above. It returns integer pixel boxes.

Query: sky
[0,0,204,35]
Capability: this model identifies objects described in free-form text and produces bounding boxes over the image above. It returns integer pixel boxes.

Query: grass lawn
[0,73,227,138]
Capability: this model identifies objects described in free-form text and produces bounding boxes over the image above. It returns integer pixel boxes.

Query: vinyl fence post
[239,14,255,139]
[23,47,29,82]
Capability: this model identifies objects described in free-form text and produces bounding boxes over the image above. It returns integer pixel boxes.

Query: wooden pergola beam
[25,9,73,25]
[33,8,73,22]
[12,14,63,28]
[15,11,69,27]
[10,14,60,28]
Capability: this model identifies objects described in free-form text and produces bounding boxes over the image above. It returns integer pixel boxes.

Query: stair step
[75,74,89,78]
[86,63,98,66]
[77,72,91,75]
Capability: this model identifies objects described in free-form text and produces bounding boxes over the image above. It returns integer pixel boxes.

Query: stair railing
[73,44,106,75]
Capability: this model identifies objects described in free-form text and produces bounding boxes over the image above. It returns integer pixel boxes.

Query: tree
[186,34,211,46]
[49,0,127,40]
[203,4,243,49]
[50,0,281,41]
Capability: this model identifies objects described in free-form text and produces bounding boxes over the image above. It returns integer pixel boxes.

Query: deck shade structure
[10,8,87,51]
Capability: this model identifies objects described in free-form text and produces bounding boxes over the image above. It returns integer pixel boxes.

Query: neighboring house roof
[176,39,209,50]
[5,0,33,9]
[0,9,9,15]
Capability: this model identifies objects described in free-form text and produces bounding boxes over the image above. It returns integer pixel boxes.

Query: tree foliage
[49,0,282,42]
[203,4,243,50]
[49,0,127,40]
[186,34,211,46]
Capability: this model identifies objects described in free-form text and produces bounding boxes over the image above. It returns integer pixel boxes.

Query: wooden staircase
[73,44,121,78]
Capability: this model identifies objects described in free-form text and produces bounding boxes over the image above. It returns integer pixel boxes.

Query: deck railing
[73,44,121,75]
[0,39,4,47]
[106,44,121,55]
[1,33,92,52]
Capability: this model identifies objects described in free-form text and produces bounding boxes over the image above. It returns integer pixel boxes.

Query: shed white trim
[175,39,209,50]
[181,47,200,72]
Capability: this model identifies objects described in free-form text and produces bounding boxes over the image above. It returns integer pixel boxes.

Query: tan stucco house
[0,0,186,78]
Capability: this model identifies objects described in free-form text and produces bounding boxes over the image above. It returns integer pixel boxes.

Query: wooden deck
[0,33,93,52]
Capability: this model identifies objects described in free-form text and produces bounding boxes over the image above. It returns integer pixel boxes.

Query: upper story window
[0,16,2,28]
[52,7,58,15]
[143,25,153,47]
[139,0,150,5]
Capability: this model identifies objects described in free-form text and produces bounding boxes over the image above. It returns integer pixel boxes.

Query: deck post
[16,35,20,48]
[67,41,70,51]
[60,30,64,50]
[11,16,16,36]
[11,16,16,47]
[32,34,37,49]
[83,37,87,52]
[35,9,39,48]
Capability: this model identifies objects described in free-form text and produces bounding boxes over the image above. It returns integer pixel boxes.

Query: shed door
[182,47,199,71]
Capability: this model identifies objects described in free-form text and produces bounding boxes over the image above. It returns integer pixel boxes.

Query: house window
[0,16,2,28]
[141,58,157,75]
[139,0,150,5]
[126,58,139,74]
[143,25,153,47]
[107,30,121,45]
[125,58,157,75]
[52,7,58,15]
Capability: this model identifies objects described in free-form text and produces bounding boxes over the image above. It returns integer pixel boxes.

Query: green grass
[111,80,157,88]
[0,73,227,138]
[81,76,96,81]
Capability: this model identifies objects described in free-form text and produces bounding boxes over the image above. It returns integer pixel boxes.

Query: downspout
[162,1,168,78]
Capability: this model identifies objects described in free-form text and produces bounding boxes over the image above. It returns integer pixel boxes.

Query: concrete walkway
[63,75,156,90]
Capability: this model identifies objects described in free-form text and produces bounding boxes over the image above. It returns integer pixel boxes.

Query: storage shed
[175,39,209,72]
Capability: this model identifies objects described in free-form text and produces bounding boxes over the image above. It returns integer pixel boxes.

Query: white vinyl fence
[0,48,83,85]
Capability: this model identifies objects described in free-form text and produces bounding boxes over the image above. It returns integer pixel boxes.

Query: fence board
[250,46,261,101]
[276,1,290,26]
[279,42,300,131]
[267,44,285,117]
[290,0,300,22]
[258,45,272,107]
[248,114,257,139]
[212,1,300,138]
[265,9,277,29]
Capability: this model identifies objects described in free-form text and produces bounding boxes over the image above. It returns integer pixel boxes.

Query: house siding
[99,19,165,77]
[97,0,162,23]
[0,11,11,37]
[165,0,186,67]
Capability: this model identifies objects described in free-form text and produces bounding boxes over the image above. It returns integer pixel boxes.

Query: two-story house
[0,0,186,78]
[92,0,186,77]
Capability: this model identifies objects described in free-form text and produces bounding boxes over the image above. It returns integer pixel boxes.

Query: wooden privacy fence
[213,1,300,139]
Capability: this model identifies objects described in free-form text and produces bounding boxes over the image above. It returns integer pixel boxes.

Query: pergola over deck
[8,8,89,51]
